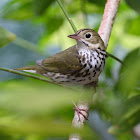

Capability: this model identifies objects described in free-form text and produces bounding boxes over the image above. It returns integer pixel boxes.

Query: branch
[106,52,124,65]
[69,101,90,140]
[132,124,140,140]
[56,0,77,33]
[0,67,56,85]
[72,101,90,129]
[98,0,121,48]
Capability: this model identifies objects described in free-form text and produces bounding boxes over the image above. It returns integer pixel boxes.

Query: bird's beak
[68,34,81,40]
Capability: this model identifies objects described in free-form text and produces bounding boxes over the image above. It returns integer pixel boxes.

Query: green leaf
[115,47,140,96]
[0,79,95,138]
[0,80,79,116]
[0,72,96,138]
[33,0,54,16]
[120,95,140,125]
[120,47,140,73]
[125,16,140,36]
[0,27,16,48]
[0,133,14,140]
[87,0,106,7]
[66,0,104,14]
[38,6,64,44]
[93,89,124,123]
[1,0,33,20]
[2,0,54,20]
[109,95,140,134]
[0,116,96,139]
[104,56,114,78]
[126,0,140,13]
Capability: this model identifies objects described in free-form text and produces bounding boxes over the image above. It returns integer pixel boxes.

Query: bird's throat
[76,40,89,49]
[77,39,101,50]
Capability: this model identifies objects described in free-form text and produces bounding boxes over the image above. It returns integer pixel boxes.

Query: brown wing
[41,45,83,74]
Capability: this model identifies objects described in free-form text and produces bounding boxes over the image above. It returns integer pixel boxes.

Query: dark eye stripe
[76,29,90,35]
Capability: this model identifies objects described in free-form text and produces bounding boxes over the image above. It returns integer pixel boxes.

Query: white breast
[77,48,106,84]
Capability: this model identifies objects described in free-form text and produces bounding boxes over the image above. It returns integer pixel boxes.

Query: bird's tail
[15,65,38,74]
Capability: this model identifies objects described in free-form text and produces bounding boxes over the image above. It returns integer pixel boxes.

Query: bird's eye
[85,33,91,38]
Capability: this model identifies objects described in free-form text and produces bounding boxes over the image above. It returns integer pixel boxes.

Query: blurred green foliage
[0,0,140,140]
[0,27,16,48]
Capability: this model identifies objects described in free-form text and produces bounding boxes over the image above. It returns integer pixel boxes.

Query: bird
[16,29,106,120]
[16,29,106,88]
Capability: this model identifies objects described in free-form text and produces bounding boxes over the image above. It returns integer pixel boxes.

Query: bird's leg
[83,80,98,92]
[92,81,98,92]
[73,102,89,121]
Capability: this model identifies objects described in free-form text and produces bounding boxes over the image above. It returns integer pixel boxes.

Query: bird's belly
[44,70,100,86]
[68,70,101,86]
[44,60,105,86]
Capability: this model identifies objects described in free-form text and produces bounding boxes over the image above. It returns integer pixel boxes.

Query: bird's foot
[73,104,89,121]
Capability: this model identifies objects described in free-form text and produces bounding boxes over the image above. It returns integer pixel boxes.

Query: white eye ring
[85,33,92,38]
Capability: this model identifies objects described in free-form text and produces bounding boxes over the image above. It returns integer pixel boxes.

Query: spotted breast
[45,47,106,86]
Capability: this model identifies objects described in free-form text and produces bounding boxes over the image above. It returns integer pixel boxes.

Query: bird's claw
[73,106,88,121]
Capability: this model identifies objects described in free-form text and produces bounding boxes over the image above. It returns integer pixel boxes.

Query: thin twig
[56,0,77,33]
[0,67,56,85]
[106,52,124,65]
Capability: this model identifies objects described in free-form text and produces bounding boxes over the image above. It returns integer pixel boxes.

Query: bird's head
[68,29,106,50]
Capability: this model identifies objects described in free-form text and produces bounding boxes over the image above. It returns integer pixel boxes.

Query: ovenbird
[16,29,106,87]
